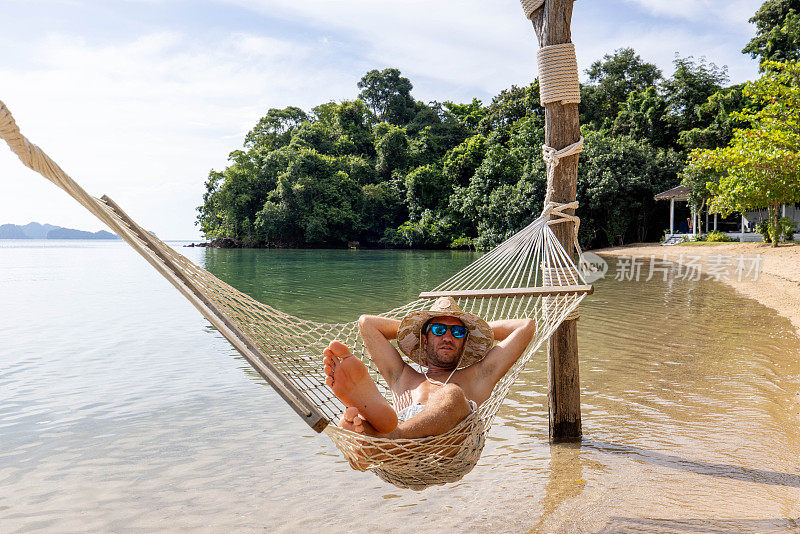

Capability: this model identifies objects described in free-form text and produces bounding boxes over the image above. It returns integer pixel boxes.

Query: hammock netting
[1,99,588,490]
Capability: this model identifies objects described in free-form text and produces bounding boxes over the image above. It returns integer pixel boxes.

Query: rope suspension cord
[521,0,583,321]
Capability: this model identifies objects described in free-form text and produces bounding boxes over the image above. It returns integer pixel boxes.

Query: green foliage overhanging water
[196,0,800,250]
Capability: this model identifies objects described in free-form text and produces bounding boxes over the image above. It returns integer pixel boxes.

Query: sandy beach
[594,242,800,335]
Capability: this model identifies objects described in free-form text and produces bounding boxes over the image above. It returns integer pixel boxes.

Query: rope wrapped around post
[524,0,583,263]
[519,0,545,18]
[541,137,584,257]
[540,138,584,321]
[537,43,581,105]
[528,18,584,321]
[519,0,578,22]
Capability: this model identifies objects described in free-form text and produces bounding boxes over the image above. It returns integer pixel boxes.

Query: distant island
[0,222,119,240]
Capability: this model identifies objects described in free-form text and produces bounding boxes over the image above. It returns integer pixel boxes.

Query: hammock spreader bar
[419,285,593,299]
[100,195,330,433]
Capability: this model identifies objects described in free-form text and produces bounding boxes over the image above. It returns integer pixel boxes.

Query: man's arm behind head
[357,315,406,387]
[474,318,537,387]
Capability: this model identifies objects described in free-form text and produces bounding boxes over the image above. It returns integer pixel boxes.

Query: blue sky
[1,0,764,239]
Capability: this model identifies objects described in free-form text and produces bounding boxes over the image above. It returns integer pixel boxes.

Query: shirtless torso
[360,314,535,404]
[322,314,535,439]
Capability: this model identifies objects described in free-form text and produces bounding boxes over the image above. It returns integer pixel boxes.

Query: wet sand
[595,242,800,335]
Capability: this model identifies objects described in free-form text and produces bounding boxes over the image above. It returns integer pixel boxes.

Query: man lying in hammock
[323,296,535,438]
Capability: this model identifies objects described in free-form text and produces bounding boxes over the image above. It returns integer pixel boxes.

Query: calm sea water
[1,240,799,533]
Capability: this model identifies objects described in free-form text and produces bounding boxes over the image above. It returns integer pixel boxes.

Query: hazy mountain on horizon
[0,222,119,240]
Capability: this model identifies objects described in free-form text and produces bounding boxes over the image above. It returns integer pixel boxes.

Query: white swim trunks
[396,399,478,423]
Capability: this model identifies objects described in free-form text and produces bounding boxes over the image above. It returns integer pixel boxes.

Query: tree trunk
[772,199,780,247]
[530,0,582,442]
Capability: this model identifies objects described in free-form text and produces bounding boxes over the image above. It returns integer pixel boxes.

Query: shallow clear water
[1,240,799,533]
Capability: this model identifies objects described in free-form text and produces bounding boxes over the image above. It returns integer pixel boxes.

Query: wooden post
[529,0,582,442]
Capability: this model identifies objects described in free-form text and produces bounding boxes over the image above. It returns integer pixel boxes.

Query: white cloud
[0,0,764,239]
[223,0,760,95]
[221,0,540,99]
[623,0,762,29]
[623,0,716,20]
[1,30,353,239]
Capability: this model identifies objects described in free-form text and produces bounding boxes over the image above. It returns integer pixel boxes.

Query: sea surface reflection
[1,241,799,533]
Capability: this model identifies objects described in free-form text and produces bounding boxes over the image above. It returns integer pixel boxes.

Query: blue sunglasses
[426,323,468,339]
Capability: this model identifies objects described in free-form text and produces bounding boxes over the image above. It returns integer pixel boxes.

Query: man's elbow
[522,318,536,337]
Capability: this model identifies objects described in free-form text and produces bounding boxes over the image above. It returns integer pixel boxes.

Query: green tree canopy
[678,84,748,150]
[577,130,681,246]
[662,55,729,135]
[478,83,541,135]
[244,106,309,150]
[442,134,487,187]
[254,150,365,245]
[375,124,411,178]
[405,164,449,219]
[581,48,662,128]
[691,61,800,246]
[612,87,672,148]
[357,68,416,125]
[676,85,749,213]
[442,98,486,130]
[198,54,747,251]
[334,100,376,158]
[743,0,800,66]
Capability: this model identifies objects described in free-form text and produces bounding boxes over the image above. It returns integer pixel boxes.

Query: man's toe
[344,406,359,422]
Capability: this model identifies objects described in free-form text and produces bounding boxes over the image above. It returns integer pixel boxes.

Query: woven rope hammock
[1,3,586,488]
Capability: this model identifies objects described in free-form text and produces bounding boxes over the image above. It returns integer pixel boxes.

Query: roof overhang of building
[654,185,690,201]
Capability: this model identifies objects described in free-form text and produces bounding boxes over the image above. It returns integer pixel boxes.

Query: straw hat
[397,297,494,368]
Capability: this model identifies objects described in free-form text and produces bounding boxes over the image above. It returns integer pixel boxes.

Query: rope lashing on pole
[519,0,577,21]
[521,2,580,105]
[542,136,584,259]
[536,43,581,105]
[519,0,545,19]
[542,137,583,203]
[541,195,583,322]
[519,0,584,322]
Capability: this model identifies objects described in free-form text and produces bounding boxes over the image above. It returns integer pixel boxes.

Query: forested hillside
[196,52,736,249]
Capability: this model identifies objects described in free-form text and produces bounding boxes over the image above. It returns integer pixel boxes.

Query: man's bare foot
[339,407,365,434]
[323,341,398,434]
[339,407,396,469]
[339,406,392,439]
